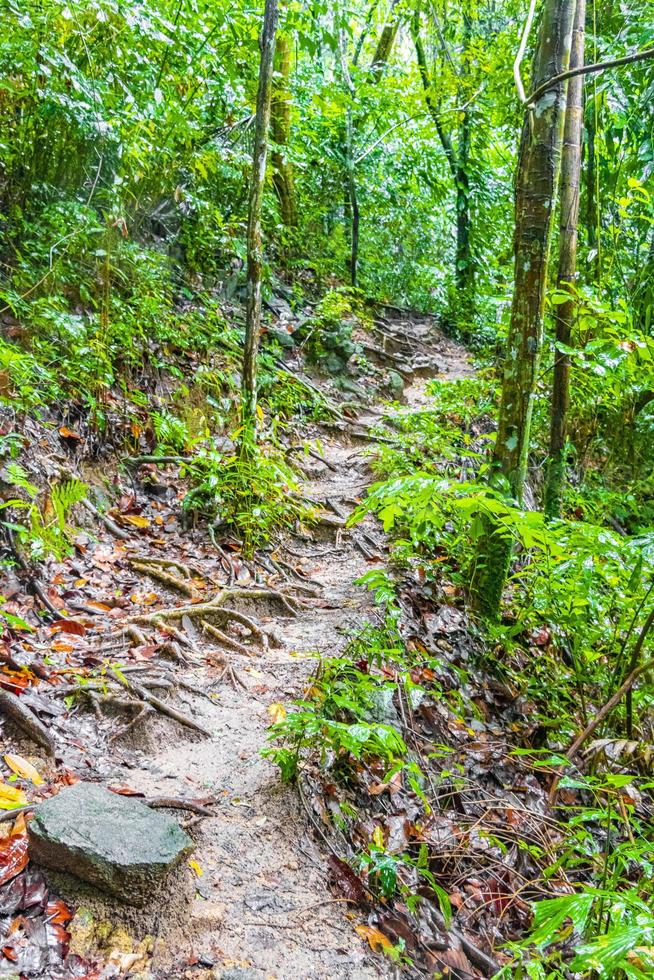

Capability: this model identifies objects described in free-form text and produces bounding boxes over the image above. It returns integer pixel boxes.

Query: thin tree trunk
[271,32,298,230]
[455,13,474,303]
[545,0,586,518]
[470,0,576,619]
[241,0,279,442]
[342,12,399,287]
[412,12,475,310]
[346,110,360,286]
[584,100,600,281]
[349,171,360,287]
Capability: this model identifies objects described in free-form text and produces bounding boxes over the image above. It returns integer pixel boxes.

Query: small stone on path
[28,782,192,905]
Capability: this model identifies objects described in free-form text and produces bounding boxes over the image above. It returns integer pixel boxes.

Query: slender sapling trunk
[241,0,279,444]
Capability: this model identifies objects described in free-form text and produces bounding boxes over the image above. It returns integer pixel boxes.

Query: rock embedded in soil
[28,782,192,905]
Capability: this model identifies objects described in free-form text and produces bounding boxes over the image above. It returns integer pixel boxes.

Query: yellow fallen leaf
[267,703,286,724]
[12,813,26,834]
[122,515,150,528]
[355,925,393,953]
[0,782,27,808]
[372,825,385,848]
[4,755,43,786]
[188,859,203,878]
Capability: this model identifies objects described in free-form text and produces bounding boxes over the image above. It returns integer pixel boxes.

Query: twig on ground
[80,497,130,540]
[548,655,654,803]
[147,797,215,817]
[123,455,192,467]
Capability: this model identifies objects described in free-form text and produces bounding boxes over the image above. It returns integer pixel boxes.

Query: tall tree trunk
[371,3,400,74]
[470,0,576,619]
[545,0,586,518]
[241,0,279,443]
[455,13,474,303]
[271,32,298,230]
[412,12,475,310]
[342,10,399,286]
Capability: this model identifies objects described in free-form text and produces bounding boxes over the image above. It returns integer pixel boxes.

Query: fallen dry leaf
[355,924,393,953]
[0,833,28,885]
[0,783,27,809]
[267,703,286,724]
[58,426,81,440]
[328,855,367,904]
[121,515,150,528]
[50,619,86,637]
[4,755,43,786]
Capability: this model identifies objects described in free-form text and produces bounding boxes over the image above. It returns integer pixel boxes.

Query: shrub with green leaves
[298,288,369,376]
[181,442,311,555]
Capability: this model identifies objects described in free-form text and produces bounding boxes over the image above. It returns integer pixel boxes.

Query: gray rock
[365,686,400,726]
[28,782,192,906]
[386,370,404,396]
[267,326,296,348]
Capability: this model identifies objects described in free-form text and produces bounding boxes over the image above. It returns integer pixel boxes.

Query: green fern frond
[51,478,87,529]
[5,463,38,499]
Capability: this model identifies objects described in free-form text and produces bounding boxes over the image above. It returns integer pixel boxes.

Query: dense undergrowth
[267,366,654,976]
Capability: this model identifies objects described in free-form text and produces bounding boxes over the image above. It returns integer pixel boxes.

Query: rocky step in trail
[0,311,471,978]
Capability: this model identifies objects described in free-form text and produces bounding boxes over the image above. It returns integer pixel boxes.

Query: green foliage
[298,288,367,375]
[372,376,496,478]
[181,441,310,555]
[151,411,191,455]
[500,884,654,978]
[264,651,409,783]
[0,466,87,560]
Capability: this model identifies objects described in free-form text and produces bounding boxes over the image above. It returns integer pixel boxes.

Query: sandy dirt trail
[10,315,471,979]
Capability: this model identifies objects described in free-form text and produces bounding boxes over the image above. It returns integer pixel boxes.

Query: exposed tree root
[0,688,54,754]
[214,658,248,690]
[57,667,212,737]
[128,587,302,631]
[108,702,155,742]
[129,559,196,596]
[80,497,131,541]
[201,620,253,656]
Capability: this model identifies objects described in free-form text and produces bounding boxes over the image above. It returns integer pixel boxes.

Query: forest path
[119,313,474,979]
[8,313,471,979]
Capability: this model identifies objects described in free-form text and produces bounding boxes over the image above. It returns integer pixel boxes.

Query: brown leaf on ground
[50,620,86,637]
[428,945,476,977]
[327,855,367,904]
[0,834,29,886]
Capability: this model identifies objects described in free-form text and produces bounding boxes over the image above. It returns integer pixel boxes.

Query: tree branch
[527,47,654,105]
[410,14,457,175]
